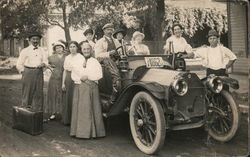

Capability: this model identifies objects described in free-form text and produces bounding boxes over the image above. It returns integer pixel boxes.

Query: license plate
[145,57,164,68]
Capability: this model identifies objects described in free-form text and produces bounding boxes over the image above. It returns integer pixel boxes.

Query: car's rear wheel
[208,90,240,142]
[129,91,166,154]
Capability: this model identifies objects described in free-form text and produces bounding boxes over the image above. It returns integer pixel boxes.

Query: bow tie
[33,47,38,50]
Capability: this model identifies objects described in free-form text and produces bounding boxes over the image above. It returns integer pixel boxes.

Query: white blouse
[71,57,103,84]
[63,53,85,72]
[130,43,150,55]
[164,35,192,54]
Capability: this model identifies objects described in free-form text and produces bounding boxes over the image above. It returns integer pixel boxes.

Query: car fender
[202,76,239,90]
[220,76,239,89]
[108,81,169,116]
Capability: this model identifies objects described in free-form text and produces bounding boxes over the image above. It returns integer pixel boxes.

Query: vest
[105,37,116,52]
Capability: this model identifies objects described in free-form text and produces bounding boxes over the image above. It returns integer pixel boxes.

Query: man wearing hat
[83,28,95,48]
[95,23,121,110]
[193,29,237,76]
[16,31,49,111]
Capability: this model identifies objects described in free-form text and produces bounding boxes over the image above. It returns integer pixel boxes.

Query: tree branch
[42,14,64,29]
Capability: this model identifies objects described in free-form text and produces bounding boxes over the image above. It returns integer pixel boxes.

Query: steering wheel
[115,43,131,56]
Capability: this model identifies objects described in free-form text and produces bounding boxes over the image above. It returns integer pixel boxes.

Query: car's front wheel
[208,90,240,142]
[129,91,166,154]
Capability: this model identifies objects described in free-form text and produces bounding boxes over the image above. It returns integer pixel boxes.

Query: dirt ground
[0,75,248,157]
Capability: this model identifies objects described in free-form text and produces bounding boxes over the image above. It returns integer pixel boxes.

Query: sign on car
[145,57,164,68]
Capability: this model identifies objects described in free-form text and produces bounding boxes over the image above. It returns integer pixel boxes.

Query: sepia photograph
[0,0,249,156]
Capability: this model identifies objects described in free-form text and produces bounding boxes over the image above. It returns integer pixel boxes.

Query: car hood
[140,69,182,86]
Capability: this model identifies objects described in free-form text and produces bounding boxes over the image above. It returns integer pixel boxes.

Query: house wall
[228,2,249,74]
[228,2,247,57]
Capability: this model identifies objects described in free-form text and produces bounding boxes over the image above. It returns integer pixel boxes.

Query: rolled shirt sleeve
[222,46,237,61]
[193,47,206,58]
[16,49,27,73]
[193,47,208,66]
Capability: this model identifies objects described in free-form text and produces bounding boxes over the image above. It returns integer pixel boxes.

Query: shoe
[102,113,108,118]
[49,114,56,120]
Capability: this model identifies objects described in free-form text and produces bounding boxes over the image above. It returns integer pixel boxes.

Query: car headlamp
[207,75,223,93]
[171,77,188,96]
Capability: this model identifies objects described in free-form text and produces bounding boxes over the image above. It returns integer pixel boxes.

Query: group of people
[16,22,237,139]
[164,23,237,77]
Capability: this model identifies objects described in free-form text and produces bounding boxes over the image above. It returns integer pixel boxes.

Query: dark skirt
[46,76,63,115]
[21,67,44,111]
[61,71,74,125]
[70,80,106,138]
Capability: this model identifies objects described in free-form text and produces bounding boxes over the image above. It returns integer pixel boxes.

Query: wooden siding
[233,58,249,74]
[228,2,248,74]
[229,3,247,57]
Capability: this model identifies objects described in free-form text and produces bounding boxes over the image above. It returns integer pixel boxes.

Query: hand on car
[109,50,117,56]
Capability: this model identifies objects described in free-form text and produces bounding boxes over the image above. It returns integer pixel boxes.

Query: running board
[170,120,205,131]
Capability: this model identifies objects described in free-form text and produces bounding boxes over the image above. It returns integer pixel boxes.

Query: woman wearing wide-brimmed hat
[129,31,150,55]
[113,29,128,55]
[45,41,66,121]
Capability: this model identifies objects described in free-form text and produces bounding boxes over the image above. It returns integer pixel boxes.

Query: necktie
[33,47,38,50]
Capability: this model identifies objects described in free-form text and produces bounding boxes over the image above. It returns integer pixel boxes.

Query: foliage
[1,0,228,45]
[164,5,228,37]
[0,0,48,39]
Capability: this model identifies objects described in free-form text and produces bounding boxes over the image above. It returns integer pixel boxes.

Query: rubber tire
[208,90,240,142]
[129,91,166,154]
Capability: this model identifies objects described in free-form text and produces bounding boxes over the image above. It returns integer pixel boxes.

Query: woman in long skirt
[61,41,85,125]
[70,41,105,138]
[45,42,66,120]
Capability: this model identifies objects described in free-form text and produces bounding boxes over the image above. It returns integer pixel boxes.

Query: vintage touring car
[98,45,240,155]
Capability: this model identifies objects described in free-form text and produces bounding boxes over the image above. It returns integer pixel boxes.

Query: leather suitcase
[12,106,43,135]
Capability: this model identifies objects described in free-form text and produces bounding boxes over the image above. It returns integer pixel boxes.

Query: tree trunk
[145,0,165,54]
[10,38,14,56]
[0,10,4,55]
[62,3,71,42]
[155,0,165,54]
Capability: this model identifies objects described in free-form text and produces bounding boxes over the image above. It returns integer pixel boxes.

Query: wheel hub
[137,119,144,126]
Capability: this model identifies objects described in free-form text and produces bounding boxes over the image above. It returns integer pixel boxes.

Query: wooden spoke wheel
[129,91,166,154]
[208,90,240,142]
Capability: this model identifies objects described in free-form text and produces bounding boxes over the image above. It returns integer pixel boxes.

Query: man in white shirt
[193,29,237,76]
[94,23,121,110]
[16,31,48,111]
